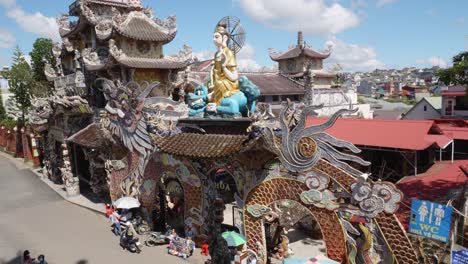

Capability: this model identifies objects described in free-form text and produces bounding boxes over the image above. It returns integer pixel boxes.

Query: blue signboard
[452,247,468,264]
[408,199,452,243]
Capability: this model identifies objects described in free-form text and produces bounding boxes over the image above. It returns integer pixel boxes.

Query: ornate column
[60,143,80,197]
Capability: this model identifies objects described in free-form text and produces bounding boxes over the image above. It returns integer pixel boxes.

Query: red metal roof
[433,119,468,140]
[441,91,466,96]
[396,160,468,228]
[306,117,450,150]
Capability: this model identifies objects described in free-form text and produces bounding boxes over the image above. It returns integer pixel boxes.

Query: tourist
[105,204,114,218]
[201,242,209,256]
[186,236,195,256]
[110,210,121,236]
[37,254,48,264]
[22,250,34,264]
[120,209,132,222]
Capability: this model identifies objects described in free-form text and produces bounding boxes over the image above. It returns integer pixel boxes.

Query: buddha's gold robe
[210,47,240,105]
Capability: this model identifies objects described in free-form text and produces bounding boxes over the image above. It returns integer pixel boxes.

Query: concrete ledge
[0,151,106,216]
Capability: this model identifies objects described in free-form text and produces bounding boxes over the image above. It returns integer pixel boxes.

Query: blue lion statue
[188,76,260,117]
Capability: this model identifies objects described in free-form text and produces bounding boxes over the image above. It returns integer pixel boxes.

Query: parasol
[114,196,141,209]
[222,231,246,247]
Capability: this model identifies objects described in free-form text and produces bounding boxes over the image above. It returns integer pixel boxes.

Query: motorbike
[120,233,142,253]
[119,216,150,235]
[144,229,173,247]
[132,215,150,235]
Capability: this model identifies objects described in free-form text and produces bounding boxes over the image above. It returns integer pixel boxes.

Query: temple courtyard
[0,154,207,264]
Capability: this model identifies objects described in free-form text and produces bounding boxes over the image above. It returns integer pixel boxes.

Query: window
[293,95,299,101]
[424,105,427,111]
[272,95,280,102]
[455,96,468,111]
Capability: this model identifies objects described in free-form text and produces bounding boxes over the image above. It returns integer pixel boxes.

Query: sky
[0,0,466,72]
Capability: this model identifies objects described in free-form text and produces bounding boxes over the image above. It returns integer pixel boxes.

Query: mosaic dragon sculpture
[243,103,415,264]
[99,79,155,197]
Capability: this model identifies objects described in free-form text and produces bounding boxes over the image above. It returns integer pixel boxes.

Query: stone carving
[82,48,109,71]
[52,42,64,77]
[29,98,53,131]
[95,20,113,40]
[60,144,80,197]
[63,38,74,52]
[108,39,124,59]
[57,14,71,36]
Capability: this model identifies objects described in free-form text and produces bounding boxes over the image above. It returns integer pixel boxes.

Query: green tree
[30,38,54,97]
[437,51,468,86]
[7,46,34,122]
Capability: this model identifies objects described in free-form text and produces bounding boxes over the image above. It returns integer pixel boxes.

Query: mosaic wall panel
[314,159,418,264]
[244,178,347,263]
[137,153,204,237]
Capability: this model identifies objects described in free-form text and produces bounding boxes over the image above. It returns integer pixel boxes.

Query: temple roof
[153,133,248,158]
[113,11,177,43]
[193,72,305,96]
[269,45,331,61]
[66,123,106,148]
[109,39,187,69]
[113,56,186,69]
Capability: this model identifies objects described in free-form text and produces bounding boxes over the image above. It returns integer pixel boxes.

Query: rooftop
[306,117,452,150]
[396,160,468,227]
[193,72,305,96]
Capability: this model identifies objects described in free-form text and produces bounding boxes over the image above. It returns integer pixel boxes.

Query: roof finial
[297,31,304,48]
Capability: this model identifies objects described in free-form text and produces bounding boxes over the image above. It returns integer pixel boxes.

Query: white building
[401,97,441,120]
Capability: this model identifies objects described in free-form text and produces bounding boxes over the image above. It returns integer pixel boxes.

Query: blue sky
[0,0,466,72]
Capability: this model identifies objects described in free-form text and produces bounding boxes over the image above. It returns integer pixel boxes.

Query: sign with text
[409,199,452,243]
[452,245,468,264]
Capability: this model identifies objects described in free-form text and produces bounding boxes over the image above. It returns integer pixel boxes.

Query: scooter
[120,233,142,254]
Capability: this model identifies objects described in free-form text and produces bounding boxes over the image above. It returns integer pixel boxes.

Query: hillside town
[0,0,466,264]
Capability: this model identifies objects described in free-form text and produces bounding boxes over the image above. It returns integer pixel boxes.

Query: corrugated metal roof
[306,117,449,150]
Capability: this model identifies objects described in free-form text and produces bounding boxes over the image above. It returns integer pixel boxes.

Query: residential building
[441,86,468,119]
[402,97,442,120]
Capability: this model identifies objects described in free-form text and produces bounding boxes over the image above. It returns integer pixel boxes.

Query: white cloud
[325,37,385,72]
[376,0,398,7]
[0,0,15,8]
[0,0,60,42]
[236,43,262,72]
[416,57,448,68]
[456,17,465,26]
[192,50,214,61]
[237,0,359,35]
[0,28,15,48]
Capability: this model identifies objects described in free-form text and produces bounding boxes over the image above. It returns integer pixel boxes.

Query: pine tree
[7,46,33,123]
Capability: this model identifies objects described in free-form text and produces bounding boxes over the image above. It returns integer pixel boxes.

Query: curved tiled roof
[270,46,331,61]
[193,72,305,96]
[114,56,187,69]
[114,12,177,43]
[153,133,248,158]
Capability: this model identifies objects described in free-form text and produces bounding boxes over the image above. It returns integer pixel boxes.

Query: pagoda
[56,0,191,99]
[33,0,191,198]
[269,31,335,89]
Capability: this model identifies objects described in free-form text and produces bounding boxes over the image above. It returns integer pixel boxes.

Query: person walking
[110,210,122,236]
[22,250,34,264]
[37,254,48,264]
[105,204,114,219]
